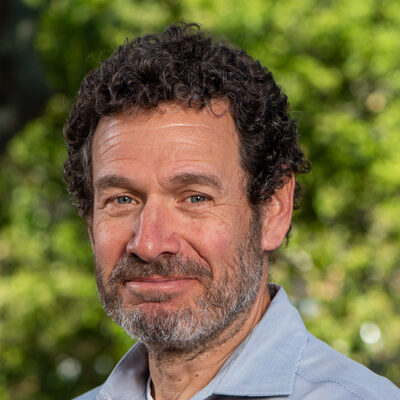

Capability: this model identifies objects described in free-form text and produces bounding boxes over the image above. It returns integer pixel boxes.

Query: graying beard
[106,256,262,354]
[98,214,264,355]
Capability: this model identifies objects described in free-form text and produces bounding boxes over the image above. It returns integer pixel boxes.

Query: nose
[126,200,180,262]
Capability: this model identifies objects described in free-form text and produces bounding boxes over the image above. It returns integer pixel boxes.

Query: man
[64,23,400,400]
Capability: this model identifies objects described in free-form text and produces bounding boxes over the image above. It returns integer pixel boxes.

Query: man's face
[90,103,268,352]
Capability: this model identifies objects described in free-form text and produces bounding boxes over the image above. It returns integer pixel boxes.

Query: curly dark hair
[63,22,310,225]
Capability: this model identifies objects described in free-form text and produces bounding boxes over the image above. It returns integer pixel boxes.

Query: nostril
[126,228,180,263]
[125,202,180,261]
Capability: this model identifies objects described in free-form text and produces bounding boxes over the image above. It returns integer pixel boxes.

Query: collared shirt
[74,285,400,400]
[146,376,153,400]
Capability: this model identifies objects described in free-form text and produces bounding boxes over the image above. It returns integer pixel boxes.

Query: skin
[88,102,294,400]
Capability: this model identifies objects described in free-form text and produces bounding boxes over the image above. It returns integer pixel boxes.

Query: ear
[261,175,295,251]
[87,216,95,252]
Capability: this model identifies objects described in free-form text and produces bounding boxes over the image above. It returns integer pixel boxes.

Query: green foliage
[1,0,399,398]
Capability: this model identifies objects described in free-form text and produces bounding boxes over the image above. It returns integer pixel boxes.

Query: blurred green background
[1,0,399,398]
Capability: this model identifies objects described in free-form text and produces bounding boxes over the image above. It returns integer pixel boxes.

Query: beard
[96,213,266,355]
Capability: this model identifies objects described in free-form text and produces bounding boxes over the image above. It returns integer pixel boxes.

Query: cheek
[188,218,240,269]
[93,219,132,275]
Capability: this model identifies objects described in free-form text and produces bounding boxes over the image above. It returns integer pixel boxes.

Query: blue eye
[189,195,207,203]
[116,196,133,204]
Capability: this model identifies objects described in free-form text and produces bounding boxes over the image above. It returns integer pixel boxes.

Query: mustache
[108,254,213,285]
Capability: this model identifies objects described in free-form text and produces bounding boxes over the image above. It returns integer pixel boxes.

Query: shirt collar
[98,342,148,400]
[205,284,309,398]
[98,285,309,399]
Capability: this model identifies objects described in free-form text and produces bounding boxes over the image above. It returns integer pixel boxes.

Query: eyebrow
[169,172,223,192]
[94,173,223,192]
[94,175,134,191]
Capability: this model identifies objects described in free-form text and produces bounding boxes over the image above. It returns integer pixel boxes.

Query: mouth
[124,275,198,292]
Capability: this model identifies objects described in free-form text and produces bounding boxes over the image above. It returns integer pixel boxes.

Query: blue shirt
[74,285,400,399]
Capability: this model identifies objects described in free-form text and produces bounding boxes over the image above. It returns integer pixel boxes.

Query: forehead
[92,102,242,179]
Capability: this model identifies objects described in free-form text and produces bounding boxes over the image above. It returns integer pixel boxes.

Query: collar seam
[295,371,367,400]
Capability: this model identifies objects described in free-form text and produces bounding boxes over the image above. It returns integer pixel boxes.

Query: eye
[116,195,133,204]
[186,195,207,204]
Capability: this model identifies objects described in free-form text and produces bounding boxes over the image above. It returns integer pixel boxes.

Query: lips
[124,275,198,292]
[106,254,214,297]
[126,275,193,283]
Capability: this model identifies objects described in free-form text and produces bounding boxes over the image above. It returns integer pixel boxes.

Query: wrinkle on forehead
[93,103,238,164]
[91,102,243,194]
[95,100,233,137]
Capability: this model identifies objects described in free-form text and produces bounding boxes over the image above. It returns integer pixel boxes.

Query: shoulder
[72,385,102,400]
[294,334,400,400]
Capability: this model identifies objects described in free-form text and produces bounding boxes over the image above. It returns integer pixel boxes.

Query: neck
[147,276,271,400]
